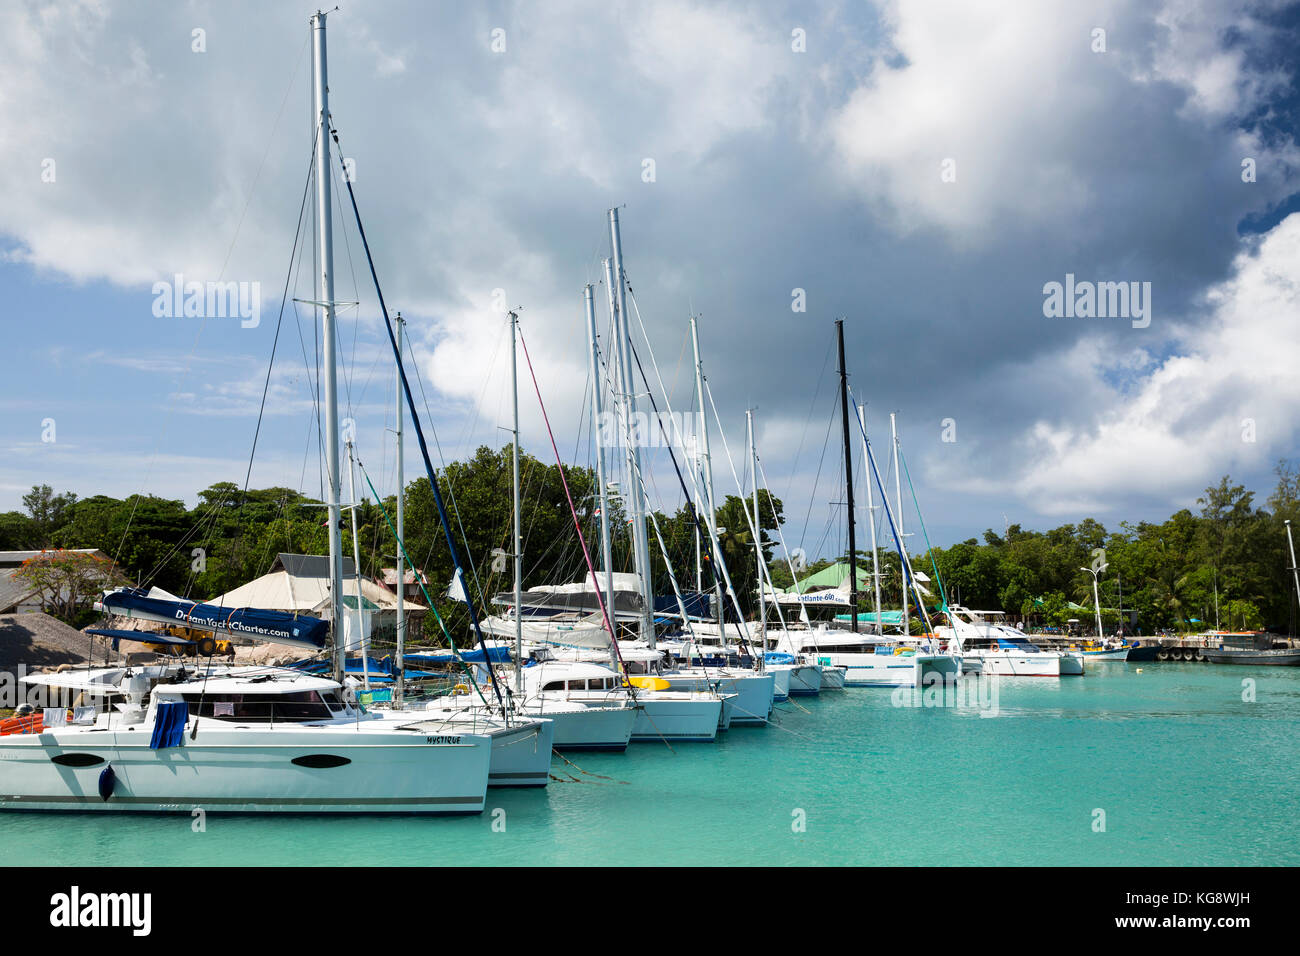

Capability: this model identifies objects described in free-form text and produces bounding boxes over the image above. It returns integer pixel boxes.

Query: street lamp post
[1081,566,1105,639]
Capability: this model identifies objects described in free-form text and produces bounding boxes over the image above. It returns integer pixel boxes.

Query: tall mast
[607,209,656,648]
[690,316,723,634]
[891,412,906,634]
[508,310,524,692]
[858,404,883,632]
[344,440,370,690]
[585,285,617,615]
[393,313,405,705]
[835,319,858,633]
[310,10,344,682]
[1285,521,1300,639]
[748,409,766,645]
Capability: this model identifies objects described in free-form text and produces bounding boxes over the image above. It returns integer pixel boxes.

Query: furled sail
[96,586,328,650]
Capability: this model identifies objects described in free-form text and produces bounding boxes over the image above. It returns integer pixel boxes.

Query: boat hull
[817,665,847,689]
[814,652,961,687]
[961,652,1061,677]
[629,696,722,743]
[0,721,492,814]
[770,667,790,702]
[1078,648,1130,661]
[659,672,774,726]
[1202,648,1300,666]
[535,705,636,751]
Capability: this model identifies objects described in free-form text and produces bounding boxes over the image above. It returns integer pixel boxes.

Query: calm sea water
[4,663,1297,866]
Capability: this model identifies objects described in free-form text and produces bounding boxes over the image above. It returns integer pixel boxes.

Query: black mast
[836,319,859,632]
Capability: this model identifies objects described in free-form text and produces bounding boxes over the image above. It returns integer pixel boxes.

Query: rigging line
[798,391,838,556]
[139,126,318,593]
[623,333,755,654]
[332,132,506,712]
[898,444,950,613]
[516,327,626,671]
[110,34,310,583]
[849,392,939,636]
[786,335,835,505]
[756,454,812,625]
[700,381,791,633]
[357,457,491,709]
[620,290,753,643]
[407,320,507,610]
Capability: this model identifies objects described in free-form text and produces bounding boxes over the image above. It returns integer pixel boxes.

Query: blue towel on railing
[149,701,188,750]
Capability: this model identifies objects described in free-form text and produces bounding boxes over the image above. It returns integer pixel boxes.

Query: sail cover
[97,587,328,650]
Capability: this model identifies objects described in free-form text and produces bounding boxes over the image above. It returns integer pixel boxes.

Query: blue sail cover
[99,587,328,650]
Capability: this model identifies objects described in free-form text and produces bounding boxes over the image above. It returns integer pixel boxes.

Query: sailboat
[0,13,506,813]
[383,308,634,756]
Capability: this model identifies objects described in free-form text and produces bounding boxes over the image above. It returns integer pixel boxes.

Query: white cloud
[951,212,1300,514]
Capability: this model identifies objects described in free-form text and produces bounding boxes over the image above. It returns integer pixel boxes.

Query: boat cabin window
[180,691,336,722]
[542,678,615,692]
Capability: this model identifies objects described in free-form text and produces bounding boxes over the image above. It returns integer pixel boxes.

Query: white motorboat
[767,627,961,688]
[2,664,492,813]
[519,659,726,743]
[939,607,1068,677]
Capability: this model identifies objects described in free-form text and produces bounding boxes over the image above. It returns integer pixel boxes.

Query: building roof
[206,555,424,616]
[0,549,111,569]
[272,552,357,578]
[0,570,37,613]
[0,612,124,670]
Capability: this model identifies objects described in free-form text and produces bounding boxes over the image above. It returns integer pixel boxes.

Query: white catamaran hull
[961,652,1062,677]
[768,663,821,696]
[629,695,724,743]
[770,667,791,702]
[0,720,493,813]
[817,665,847,689]
[811,652,961,688]
[389,712,555,788]
[535,705,636,752]
[659,671,775,726]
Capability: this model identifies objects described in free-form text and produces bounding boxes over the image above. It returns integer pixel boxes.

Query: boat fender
[98,764,116,802]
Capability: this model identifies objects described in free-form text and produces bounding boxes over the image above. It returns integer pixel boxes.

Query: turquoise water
[4,663,1298,866]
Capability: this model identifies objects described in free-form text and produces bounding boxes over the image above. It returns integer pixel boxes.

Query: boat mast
[608,209,656,648]
[585,283,620,671]
[748,409,766,646]
[858,404,883,632]
[891,412,906,635]
[1287,521,1300,629]
[1092,568,1104,639]
[691,316,723,635]
[394,313,405,705]
[509,310,524,693]
[835,319,858,633]
[344,440,370,691]
[310,10,344,683]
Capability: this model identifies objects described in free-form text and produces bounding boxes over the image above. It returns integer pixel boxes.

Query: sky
[2,0,1299,562]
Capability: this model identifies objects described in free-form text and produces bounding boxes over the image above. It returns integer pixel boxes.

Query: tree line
[5,457,1296,639]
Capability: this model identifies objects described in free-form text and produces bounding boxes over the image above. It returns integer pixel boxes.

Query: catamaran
[5,654,492,813]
